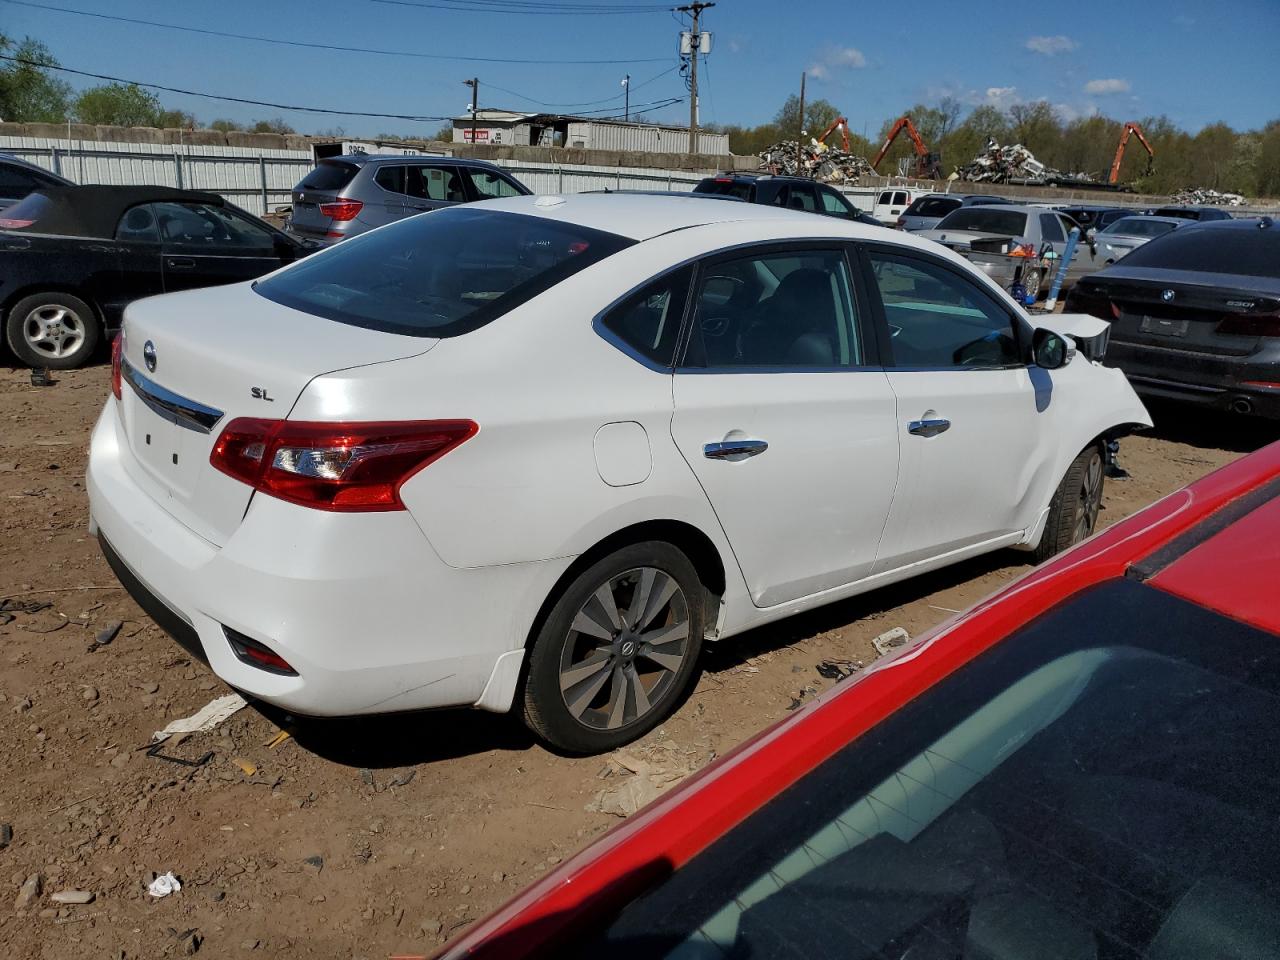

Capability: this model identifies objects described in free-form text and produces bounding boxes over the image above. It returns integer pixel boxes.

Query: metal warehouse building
[452,110,729,156]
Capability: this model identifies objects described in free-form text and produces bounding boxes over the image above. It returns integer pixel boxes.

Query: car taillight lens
[1216,315,1280,337]
[110,333,124,400]
[318,198,363,221]
[0,217,34,229]
[210,419,478,512]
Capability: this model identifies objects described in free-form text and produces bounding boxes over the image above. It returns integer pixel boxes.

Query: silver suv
[285,155,531,245]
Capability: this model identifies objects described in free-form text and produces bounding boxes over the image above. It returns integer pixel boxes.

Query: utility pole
[622,74,630,122]
[797,71,806,175]
[677,2,714,154]
[463,78,478,145]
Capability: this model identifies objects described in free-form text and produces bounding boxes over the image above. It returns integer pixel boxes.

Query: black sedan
[0,185,312,368]
[1066,217,1280,418]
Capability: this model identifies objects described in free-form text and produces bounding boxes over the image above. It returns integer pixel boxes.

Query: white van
[871,186,931,224]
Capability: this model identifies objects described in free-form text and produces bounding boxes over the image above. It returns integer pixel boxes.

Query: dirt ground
[1,361,1276,960]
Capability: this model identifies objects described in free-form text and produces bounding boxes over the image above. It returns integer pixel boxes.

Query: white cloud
[984,86,1020,109]
[1084,78,1130,95]
[807,47,866,81]
[1026,35,1077,56]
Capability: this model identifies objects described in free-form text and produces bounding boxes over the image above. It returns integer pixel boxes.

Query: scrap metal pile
[758,139,874,184]
[957,138,1095,186]
[1170,187,1247,206]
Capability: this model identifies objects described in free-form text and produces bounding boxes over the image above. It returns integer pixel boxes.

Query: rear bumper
[1108,339,1280,418]
[87,400,569,716]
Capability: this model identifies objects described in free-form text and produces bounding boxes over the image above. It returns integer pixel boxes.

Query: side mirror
[1032,328,1070,370]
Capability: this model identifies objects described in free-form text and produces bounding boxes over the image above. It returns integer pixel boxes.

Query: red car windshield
[584,578,1280,959]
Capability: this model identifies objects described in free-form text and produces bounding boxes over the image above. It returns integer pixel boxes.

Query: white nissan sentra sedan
[87,194,1150,753]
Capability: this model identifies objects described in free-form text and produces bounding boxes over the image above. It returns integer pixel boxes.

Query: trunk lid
[290,160,361,238]
[921,229,1024,253]
[1087,269,1280,358]
[117,282,435,546]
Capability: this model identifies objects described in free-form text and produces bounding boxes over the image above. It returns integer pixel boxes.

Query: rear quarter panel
[0,234,119,321]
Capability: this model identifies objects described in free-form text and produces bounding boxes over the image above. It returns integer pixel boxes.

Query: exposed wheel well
[523,520,728,653]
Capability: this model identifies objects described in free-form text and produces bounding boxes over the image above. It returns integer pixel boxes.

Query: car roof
[331,153,500,170]
[3,184,228,239]
[701,173,819,185]
[468,192,884,241]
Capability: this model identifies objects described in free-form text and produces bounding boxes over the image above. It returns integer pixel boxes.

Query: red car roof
[439,440,1280,960]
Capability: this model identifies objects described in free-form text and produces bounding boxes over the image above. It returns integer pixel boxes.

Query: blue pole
[1044,226,1079,311]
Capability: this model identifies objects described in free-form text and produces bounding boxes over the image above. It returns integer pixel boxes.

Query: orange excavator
[872,115,943,180]
[1109,121,1155,184]
[814,116,851,152]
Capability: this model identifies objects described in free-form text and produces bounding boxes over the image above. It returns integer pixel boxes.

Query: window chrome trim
[122,360,224,434]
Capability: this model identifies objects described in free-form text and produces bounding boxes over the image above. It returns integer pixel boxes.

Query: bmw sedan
[88,194,1150,753]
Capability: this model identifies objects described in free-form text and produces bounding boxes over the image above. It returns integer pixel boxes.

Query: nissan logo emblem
[143,340,157,372]
[1161,289,1176,302]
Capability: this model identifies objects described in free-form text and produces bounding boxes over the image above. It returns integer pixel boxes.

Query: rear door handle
[703,439,768,460]
[166,257,196,269]
[907,418,951,438]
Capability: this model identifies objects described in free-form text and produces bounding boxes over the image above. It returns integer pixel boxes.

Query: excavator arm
[1109,122,1155,184]
[872,115,942,178]
[815,116,851,153]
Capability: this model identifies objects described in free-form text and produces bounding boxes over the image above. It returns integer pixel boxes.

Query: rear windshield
[254,207,635,337]
[1101,217,1177,238]
[1119,224,1279,278]
[0,191,51,229]
[906,196,960,218]
[299,160,360,192]
[1152,207,1202,220]
[695,179,753,201]
[586,578,1280,959]
[934,208,1028,235]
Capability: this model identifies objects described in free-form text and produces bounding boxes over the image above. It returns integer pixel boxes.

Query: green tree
[249,117,295,134]
[73,83,162,126]
[0,35,71,122]
[157,109,198,129]
[1256,120,1280,198]
[209,118,240,132]
[1007,100,1061,156]
[774,94,842,139]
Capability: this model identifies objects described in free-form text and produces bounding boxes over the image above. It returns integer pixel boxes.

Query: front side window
[464,168,524,200]
[409,166,468,202]
[254,207,634,338]
[598,267,692,368]
[819,187,852,217]
[152,202,276,252]
[683,248,860,369]
[868,252,1020,368]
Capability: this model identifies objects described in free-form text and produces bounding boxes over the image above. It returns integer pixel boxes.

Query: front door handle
[166,257,196,269]
[703,439,768,460]
[907,418,951,438]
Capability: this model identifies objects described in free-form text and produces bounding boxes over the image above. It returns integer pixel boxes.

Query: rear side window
[254,207,635,338]
[116,205,161,242]
[374,165,407,195]
[936,208,1029,236]
[785,184,818,213]
[908,197,960,218]
[1120,225,1280,278]
[819,187,853,217]
[598,266,692,368]
[893,191,908,206]
[300,161,359,192]
[0,165,38,196]
[696,178,752,200]
[1039,213,1065,243]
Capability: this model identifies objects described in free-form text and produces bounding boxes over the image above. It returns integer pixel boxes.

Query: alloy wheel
[557,566,690,731]
[1073,451,1104,543]
[22,304,86,360]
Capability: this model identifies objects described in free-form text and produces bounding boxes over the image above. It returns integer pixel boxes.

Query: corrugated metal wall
[564,121,729,156]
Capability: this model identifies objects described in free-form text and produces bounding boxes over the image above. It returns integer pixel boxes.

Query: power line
[480,65,677,110]
[0,54,453,121]
[371,0,672,14]
[0,0,669,65]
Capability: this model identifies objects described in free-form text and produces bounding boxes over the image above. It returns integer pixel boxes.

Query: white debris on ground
[871,626,911,657]
[147,871,182,898]
[586,741,706,818]
[1170,187,1247,206]
[151,693,248,743]
[758,139,874,183]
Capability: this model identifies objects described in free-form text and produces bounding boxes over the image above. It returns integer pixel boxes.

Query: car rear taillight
[0,217,34,229]
[223,626,297,676]
[318,198,364,221]
[210,418,478,512]
[1216,314,1280,337]
[895,217,906,229]
[110,333,123,400]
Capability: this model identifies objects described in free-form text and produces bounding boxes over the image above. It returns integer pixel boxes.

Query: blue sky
[5,0,1279,138]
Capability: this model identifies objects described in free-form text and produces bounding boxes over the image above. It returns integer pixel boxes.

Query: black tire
[4,292,100,369]
[521,541,705,754]
[1032,444,1105,564]
[1022,266,1043,302]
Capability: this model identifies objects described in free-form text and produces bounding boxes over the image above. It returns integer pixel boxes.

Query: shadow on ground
[1144,400,1280,454]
